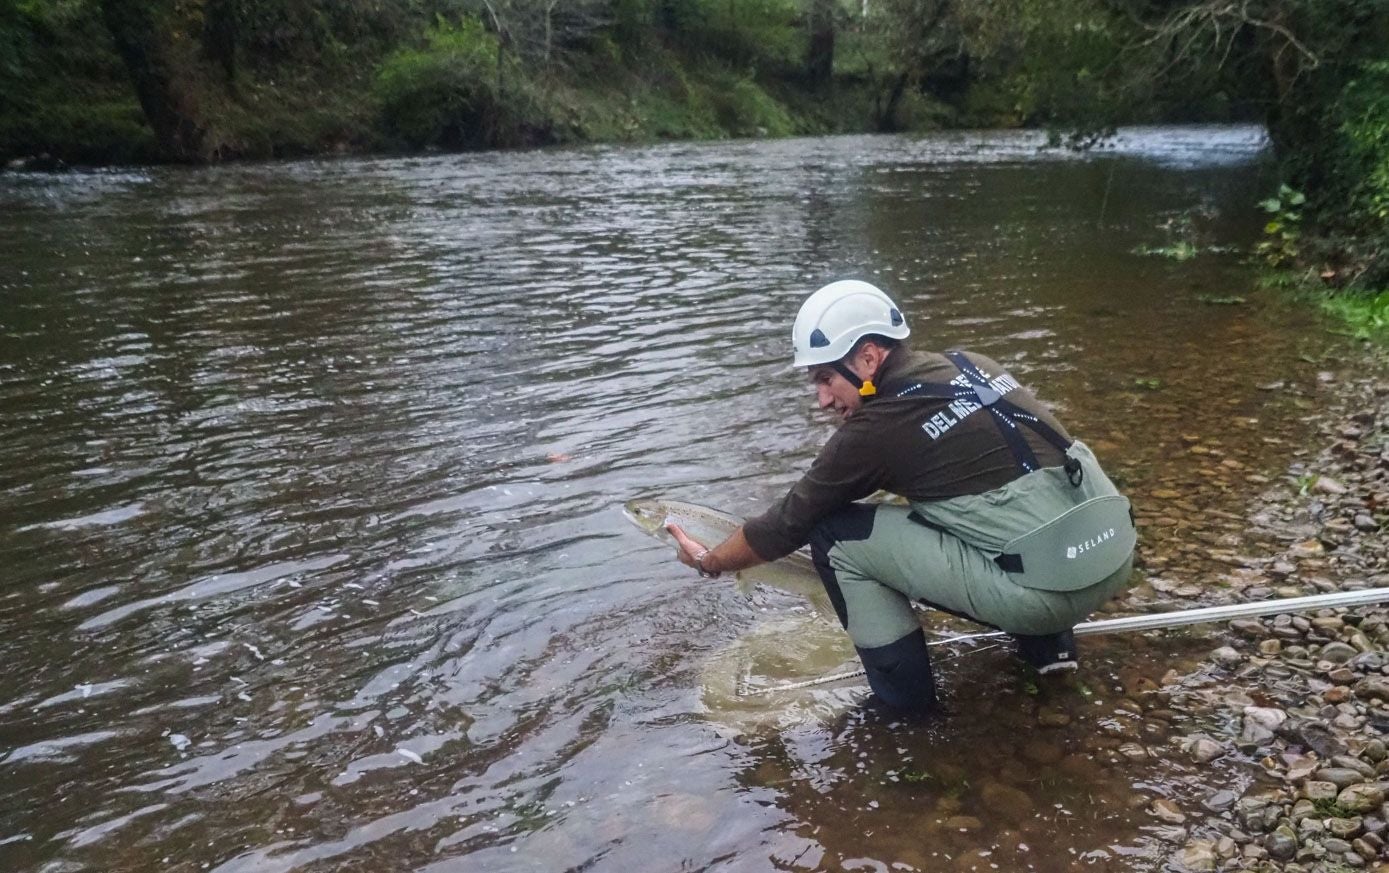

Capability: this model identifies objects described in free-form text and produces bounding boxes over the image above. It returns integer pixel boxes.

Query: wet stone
[1280,718,1350,758]
[1306,781,1342,802]
[1324,837,1356,853]
[1323,642,1361,663]
[1300,818,1327,838]
[1119,742,1148,761]
[1238,797,1272,830]
[1232,619,1267,637]
[1266,828,1299,861]
[1332,756,1377,778]
[1321,768,1372,789]
[980,781,1034,826]
[1178,839,1218,872]
[1244,706,1289,742]
[1260,639,1284,656]
[1356,678,1389,703]
[1152,798,1187,824]
[1340,784,1388,814]
[1351,653,1386,672]
[1185,736,1226,763]
[1329,817,1366,839]
[944,815,983,831]
[1213,646,1244,666]
[1204,790,1238,812]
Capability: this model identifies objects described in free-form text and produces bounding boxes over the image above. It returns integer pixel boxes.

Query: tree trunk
[878,70,910,130]
[99,0,216,162]
[202,0,238,90]
[806,0,835,85]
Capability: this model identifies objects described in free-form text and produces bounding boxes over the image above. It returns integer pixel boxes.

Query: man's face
[808,365,862,422]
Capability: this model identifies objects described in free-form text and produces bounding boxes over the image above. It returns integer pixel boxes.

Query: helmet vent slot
[809,329,830,348]
[890,308,903,326]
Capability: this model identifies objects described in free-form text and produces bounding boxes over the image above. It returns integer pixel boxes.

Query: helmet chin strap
[831,360,878,398]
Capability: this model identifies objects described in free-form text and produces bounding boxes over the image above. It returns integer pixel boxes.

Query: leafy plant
[1255,184,1306,268]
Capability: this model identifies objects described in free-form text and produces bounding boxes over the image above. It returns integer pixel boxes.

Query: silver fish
[622,498,834,616]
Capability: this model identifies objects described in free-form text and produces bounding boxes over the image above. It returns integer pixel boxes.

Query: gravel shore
[1117,360,1389,872]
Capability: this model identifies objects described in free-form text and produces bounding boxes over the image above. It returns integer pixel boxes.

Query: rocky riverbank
[1113,357,1389,872]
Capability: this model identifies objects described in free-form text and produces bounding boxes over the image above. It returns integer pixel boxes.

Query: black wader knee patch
[809,504,878,629]
[857,628,937,712]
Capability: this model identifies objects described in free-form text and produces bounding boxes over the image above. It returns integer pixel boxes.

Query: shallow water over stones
[0,125,1380,872]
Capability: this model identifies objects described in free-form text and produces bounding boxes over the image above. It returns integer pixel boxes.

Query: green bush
[695,69,794,137]
[1339,62,1389,232]
[374,17,505,149]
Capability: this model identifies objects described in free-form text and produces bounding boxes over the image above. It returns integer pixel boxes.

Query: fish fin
[732,572,755,597]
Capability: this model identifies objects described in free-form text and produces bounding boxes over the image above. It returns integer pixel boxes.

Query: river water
[0,126,1353,872]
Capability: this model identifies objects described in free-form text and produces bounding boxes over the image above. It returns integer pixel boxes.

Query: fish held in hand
[622,498,833,617]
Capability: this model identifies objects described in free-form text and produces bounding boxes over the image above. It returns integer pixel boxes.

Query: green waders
[809,441,1134,711]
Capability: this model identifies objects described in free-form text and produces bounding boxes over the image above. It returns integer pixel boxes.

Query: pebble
[1266,828,1299,861]
[1184,736,1225,763]
[1306,780,1341,801]
[1212,646,1243,666]
[1203,790,1237,812]
[1243,706,1288,742]
[1151,798,1187,824]
[1320,767,1372,788]
[1340,784,1388,813]
[1178,839,1218,872]
[1322,641,1361,663]
[1329,817,1366,839]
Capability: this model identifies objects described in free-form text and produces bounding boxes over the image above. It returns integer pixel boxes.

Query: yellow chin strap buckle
[859,380,877,397]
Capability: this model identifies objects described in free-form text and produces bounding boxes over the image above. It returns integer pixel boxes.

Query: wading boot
[1014,629,1078,675]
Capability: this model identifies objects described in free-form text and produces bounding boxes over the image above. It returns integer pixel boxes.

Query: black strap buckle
[1064,456,1084,487]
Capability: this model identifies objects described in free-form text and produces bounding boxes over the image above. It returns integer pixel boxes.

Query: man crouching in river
[666,280,1135,712]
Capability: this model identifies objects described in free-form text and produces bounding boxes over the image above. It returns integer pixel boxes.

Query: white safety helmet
[791,279,910,368]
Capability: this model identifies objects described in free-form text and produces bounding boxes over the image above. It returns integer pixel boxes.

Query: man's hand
[665,523,710,572]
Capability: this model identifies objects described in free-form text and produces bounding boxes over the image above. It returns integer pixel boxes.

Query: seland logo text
[1066,527,1117,560]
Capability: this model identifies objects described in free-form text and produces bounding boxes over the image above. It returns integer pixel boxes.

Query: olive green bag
[910,441,1135,593]
[993,494,1135,592]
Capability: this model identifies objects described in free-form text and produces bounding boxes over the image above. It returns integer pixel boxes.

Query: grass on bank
[1262,271,1389,345]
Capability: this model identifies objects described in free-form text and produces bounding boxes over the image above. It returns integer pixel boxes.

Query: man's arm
[666,524,760,577]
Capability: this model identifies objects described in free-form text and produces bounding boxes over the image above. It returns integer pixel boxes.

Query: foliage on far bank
[0,0,1250,167]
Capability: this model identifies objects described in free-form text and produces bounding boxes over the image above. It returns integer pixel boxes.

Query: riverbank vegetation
[2,0,1387,326]
[0,0,1259,166]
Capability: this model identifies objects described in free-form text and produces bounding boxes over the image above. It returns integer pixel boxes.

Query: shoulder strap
[943,351,1072,474]
[881,352,1073,476]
